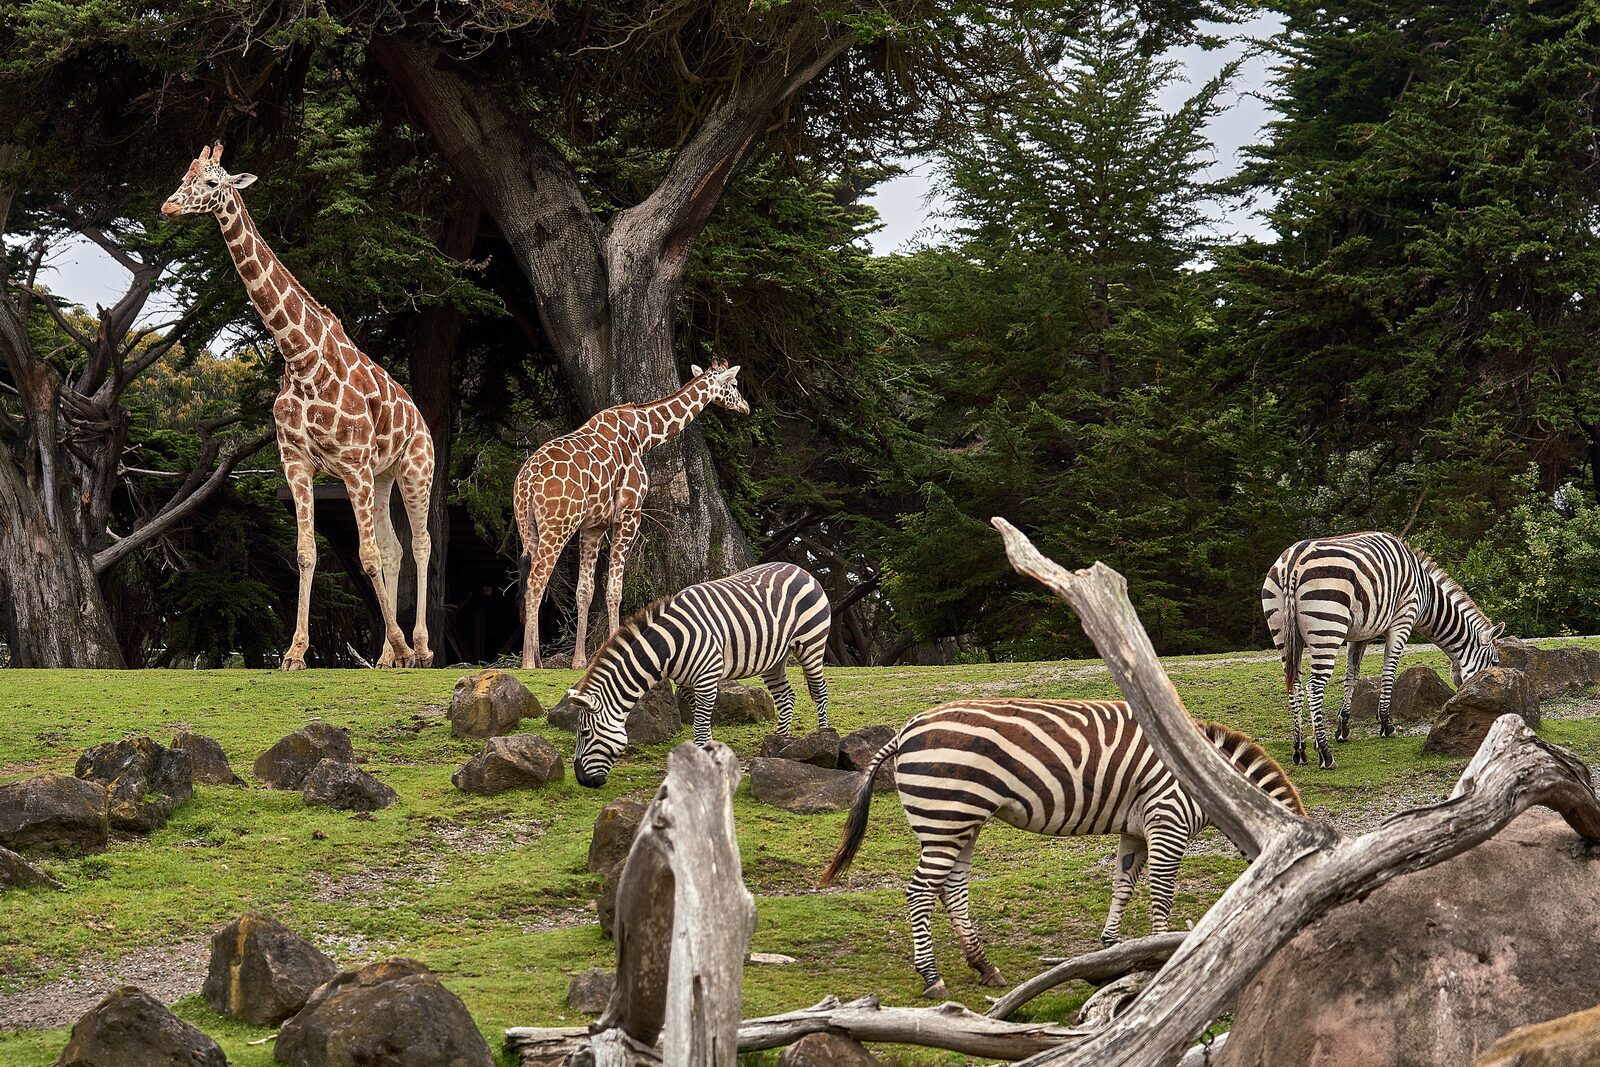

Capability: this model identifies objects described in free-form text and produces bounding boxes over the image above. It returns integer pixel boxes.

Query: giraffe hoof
[412,650,434,669]
[978,965,1006,987]
[921,980,949,1000]
[280,657,307,672]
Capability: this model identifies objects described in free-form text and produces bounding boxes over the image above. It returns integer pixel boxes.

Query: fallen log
[987,932,1187,1021]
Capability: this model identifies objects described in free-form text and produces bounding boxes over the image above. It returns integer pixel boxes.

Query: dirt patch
[0,935,211,1032]
[314,817,547,903]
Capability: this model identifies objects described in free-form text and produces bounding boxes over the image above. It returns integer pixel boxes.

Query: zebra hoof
[1100,932,1122,947]
[1292,743,1307,765]
[922,979,949,1000]
[1335,724,1350,742]
[1318,749,1336,770]
[1379,722,1396,739]
[978,964,1006,987]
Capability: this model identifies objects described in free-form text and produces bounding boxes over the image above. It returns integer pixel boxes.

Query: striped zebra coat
[1262,531,1503,769]
[552,562,831,787]
[821,699,1302,998]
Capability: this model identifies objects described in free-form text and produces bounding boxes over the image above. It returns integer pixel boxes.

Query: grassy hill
[4,645,1599,1066]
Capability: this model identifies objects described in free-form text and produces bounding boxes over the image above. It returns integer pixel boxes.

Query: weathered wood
[989,517,1600,1067]
[987,932,1187,1021]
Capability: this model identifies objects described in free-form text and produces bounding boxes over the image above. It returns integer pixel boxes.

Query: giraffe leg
[569,526,604,672]
[1336,640,1367,743]
[521,520,575,671]
[601,511,642,650]
[1101,833,1147,946]
[941,833,1002,986]
[371,476,404,668]
[760,663,797,737]
[398,461,433,668]
[346,471,411,667]
[282,459,317,671]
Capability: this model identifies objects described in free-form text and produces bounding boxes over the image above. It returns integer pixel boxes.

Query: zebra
[550,562,832,787]
[821,698,1303,999]
[1261,531,1504,770]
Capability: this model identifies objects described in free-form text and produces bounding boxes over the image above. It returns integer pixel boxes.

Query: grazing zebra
[1261,531,1504,770]
[552,562,831,787]
[821,698,1302,998]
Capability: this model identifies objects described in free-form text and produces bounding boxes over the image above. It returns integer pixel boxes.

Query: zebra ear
[1488,622,1506,641]
[565,688,593,709]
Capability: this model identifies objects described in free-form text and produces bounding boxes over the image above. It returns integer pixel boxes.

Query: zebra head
[1453,621,1506,687]
[562,687,627,788]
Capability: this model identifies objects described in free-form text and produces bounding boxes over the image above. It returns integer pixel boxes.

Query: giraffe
[514,360,749,670]
[162,143,436,670]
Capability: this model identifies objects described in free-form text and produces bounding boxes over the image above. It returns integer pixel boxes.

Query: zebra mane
[574,595,673,691]
[1199,721,1306,816]
[1410,545,1492,628]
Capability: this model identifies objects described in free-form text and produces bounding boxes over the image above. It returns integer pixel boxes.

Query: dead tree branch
[987,933,1187,1021]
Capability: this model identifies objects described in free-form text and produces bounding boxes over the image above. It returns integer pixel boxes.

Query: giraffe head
[161,143,257,218]
[691,359,749,415]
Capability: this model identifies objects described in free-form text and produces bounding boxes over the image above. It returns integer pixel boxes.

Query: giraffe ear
[690,364,704,378]
[726,364,741,377]
[226,173,258,189]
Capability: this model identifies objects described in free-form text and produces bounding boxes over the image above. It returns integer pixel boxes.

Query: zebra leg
[1305,651,1339,770]
[1101,833,1147,946]
[1377,621,1414,739]
[1290,682,1307,766]
[941,835,1003,987]
[761,664,797,736]
[1336,640,1367,743]
[797,640,830,732]
[690,678,718,748]
[1144,824,1190,934]
[907,826,978,999]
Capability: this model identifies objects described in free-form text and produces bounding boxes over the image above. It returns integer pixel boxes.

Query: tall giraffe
[514,361,749,669]
[162,143,435,670]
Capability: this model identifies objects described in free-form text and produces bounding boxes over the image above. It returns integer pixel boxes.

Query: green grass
[4,644,1600,1066]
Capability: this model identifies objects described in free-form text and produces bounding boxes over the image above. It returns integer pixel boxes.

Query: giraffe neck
[634,377,715,449]
[213,191,335,383]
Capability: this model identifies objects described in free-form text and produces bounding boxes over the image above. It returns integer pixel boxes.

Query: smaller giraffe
[162,143,436,670]
[514,361,749,669]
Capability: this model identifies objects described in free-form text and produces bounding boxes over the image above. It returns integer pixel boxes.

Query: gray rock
[301,759,396,812]
[778,1033,880,1066]
[675,681,776,727]
[758,728,841,768]
[451,735,564,795]
[566,969,614,1014]
[1495,636,1536,674]
[1423,667,1539,757]
[0,845,62,890]
[1391,666,1455,723]
[587,800,646,875]
[448,669,542,739]
[1494,638,1600,700]
[171,731,243,786]
[202,913,337,1025]
[626,681,682,744]
[1349,677,1380,724]
[254,723,354,789]
[0,774,109,854]
[748,758,864,814]
[54,986,226,1067]
[547,700,579,732]
[838,725,899,791]
[275,958,494,1067]
[1217,809,1600,1067]
[75,736,193,833]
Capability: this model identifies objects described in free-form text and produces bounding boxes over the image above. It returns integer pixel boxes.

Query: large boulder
[1475,1001,1600,1067]
[1422,668,1539,757]
[54,986,226,1067]
[1495,638,1600,700]
[202,913,338,1025]
[171,731,244,786]
[450,735,563,795]
[757,728,841,769]
[778,1033,881,1066]
[566,969,614,1014]
[448,670,541,738]
[838,725,899,791]
[301,759,397,812]
[254,723,354,789]
[1495,636,1536,674]
[1344,668,1453,727]
[0,774,109,854]
[0,845,62,890]
[1216,809,1600,1067]
[75,736,194,833]
[748,758,863,814]
[274,958,494,1067]
[587,800,646,874]
[674,681,776,727]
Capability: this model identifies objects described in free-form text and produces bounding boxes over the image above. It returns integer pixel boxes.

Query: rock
[275,958,494,1067]
[1422,667,1539,757]
[1476,1001,1600,1067]
[1390,666,1455,723]
[597,861,623,939]
[1530,646,1600,700]
[301,759,397,812]
[0,774,109,854]
[0,845,62,890]
[451,735,564,795]
[201,913,338,1025]
[171,731,243,786]
[547,700,579,732]
[587,800,646,874]
[75,736,194,833]
[626,681,682,744]
[448,669,542,738]
[749,952,799,965]
[1495,636,1536,674]
[1348,677,1380,724]
[54,986,226,1067]
[1216,809,1600,1067]
[748,758,863,814]
[778,1033,880,1067]
[838,725,899,791]
[674,681,776,727]
[566,969,614,1014]
[254,723,354,789]
[757,728,841,768]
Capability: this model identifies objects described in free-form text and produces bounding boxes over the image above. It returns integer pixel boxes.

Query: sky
[38,12,1284,316]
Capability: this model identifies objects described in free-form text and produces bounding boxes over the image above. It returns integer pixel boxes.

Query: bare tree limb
[987,933,1187,1021]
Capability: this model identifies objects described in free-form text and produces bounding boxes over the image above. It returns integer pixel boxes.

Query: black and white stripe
[1261,530,1503,769]
[557,562,831,787]
[821,698,1303,998]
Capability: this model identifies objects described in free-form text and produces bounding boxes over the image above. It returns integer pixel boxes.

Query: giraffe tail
[517,550,532,621]
[821,734,900,887]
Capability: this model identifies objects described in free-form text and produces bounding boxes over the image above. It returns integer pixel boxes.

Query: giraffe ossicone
[163,142,437,671]
[513,359,750,670]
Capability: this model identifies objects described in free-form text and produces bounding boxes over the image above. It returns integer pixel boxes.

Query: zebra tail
[1282,575,1303,691]
[821,736,899,887]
